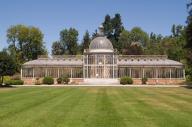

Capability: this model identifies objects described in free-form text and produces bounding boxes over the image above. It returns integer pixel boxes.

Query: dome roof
[89,37,113,52]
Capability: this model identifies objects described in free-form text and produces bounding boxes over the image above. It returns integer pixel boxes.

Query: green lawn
[0,87,192,127]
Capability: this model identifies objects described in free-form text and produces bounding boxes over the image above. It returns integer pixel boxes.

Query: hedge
[120,76,133,85]
[4,80,24,85]
[43,77,54,85]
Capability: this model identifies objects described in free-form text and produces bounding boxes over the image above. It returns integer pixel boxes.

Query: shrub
[4,80,24,85]
[0,76,11,84]
[35,78,41,85]
[142,77,148,84]
[43,77,54,85]
[120,76,133,85]
[62,75,70,84]
[57,77,62,84]
[4,76,11,82]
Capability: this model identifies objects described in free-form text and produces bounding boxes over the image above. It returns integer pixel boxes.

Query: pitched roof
[23,58,83,67]
[118,57,183,67]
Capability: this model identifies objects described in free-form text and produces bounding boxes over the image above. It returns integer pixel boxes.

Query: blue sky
[0,0,188,53]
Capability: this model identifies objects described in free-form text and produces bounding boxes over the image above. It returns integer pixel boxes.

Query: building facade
[22,27,185,85]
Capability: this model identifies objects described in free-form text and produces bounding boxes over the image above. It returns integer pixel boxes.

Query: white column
[155,68,158,85]
[142,68,144,78]
[87,55,88,78]
[83,55,85,79]
[130,68,132,78]
[156,68,158,79]
[45,68,48,77]
[57,68,59,78]
[71,68,72,78]
[104,55,106,78]
[20,68,23,80]
[95,54,97,78]
[32,68,35,79]
[169,68,172,79]
[113,55,114,78]
[183,69,185,79]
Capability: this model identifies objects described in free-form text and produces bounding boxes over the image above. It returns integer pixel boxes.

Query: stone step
[81,78,119,85]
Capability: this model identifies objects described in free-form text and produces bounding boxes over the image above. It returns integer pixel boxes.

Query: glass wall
[22,67,83,78]
[118,67,184,79]
[84,54,117,78]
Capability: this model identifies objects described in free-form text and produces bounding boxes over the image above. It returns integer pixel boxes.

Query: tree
[122,42,143,55]
[118,30,130,54]
[103,15,113,37]
[60,28,79,55]
[51,41,64,55]
[186,0,192,80]
[0,50,16,85]
[144,32,164,55]
[102,13,124,51]
[171,24,176,37]
[128,27,149,47]
[92,29,99,39]
[6,25,47,62]
[81,31,91,53]
[24,27,47,60]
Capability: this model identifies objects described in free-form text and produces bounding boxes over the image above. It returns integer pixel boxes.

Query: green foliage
[123,43,143,55]
[51,41,64,55]
[0,76,11,84]
[120,76,133,85]
[186,67,192,81]
[60,28,79,55]
[43,77,54,85]
[80,31,91,53]
[61,75,70,84]
[141,77,148,84]
[0,51,17,85]
[186,1,192,80]
[7,24,47,63]
[119,27,149,55]
[4,80,24,85]
[35,78,41,85]
[102,13,124,51]
[103,14,113,37]
[129,27,149,47]
[118,30,130,54]
[57,77,62,84]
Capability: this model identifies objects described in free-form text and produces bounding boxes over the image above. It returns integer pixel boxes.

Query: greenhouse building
[22,27,185,85]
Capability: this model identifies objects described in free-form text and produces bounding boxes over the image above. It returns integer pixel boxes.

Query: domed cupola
[89,25,114,53]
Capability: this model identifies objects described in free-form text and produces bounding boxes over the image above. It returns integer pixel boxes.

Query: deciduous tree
[0,50,16,85]
[60,28,79,55]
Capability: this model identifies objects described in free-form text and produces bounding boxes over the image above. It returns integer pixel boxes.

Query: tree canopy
[60,28,79,55]
[80,31,91,53]
[0,50,17,85]
[7,25,47,62]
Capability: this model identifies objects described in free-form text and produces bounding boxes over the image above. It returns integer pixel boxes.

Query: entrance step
[82,78,119,85]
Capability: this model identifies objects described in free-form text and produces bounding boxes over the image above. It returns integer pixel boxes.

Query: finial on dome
[98,24,104,36]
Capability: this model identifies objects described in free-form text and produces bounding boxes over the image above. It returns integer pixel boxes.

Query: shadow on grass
[181,81,192,89]
[0,85,16,89]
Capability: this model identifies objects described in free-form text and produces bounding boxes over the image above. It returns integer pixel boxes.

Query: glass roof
[89,37,113,50]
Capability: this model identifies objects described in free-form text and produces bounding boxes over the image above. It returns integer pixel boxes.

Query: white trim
[89,49,113,53]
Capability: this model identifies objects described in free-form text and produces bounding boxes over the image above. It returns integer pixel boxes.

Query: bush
[142,77,148,84]
[120,76,133,85]
[43,77,54,85]
[0,76,11,84]
[4,80,24,85]
[35,78,41,85]
[62,75,70,84]
[57,77,62,84]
